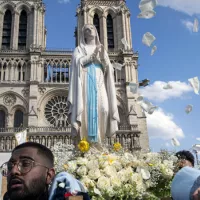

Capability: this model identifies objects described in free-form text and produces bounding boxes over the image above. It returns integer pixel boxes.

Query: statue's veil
[80,24,101,52]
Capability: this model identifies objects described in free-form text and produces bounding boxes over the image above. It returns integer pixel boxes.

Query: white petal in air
[196,138,200,141]
[193,18,199,33]
[142,32,156,47]
[112,62,123,71]
[137,10,156,19]
[185,105,193,114]
[136,96,144,104]
[129,82,138,94]
[192,144,200,152]
[139,99,157,114]
[171,138,180,147]
[121,38,130,50]
[151,45,157,55]
[139,0,158,12]
[163,83,173,89]
[141,168,151,180]
[188,77,200,95]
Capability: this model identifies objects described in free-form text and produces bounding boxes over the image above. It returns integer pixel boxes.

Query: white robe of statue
[68,24,120,143]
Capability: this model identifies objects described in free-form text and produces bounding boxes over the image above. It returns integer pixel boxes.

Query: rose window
[44,96,69,127]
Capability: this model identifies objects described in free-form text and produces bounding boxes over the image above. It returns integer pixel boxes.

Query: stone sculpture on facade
[68,24,120,143]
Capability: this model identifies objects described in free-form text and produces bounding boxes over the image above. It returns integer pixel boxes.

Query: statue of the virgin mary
[68,24,120,143]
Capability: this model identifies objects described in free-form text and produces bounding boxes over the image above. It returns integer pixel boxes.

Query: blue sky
[43,0,200,153]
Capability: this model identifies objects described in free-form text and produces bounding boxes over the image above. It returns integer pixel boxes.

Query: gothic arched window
[107,14,114,49]
[2,10,12,50]
[93,13,100,38]
[18,10,27,50]
[0,110,6,128]
[14,110,24,128]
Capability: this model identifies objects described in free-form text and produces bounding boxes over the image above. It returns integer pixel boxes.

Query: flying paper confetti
[171,138,180,147]
[129,82,138,94]
[136,96,144,104]
[193,18,199,33]
[192,144,200,152]
[121,38,130,50]
[139,0,157,12]
[188,77,200,95]
[151,45,157,55]
[142,32,156,47]
[137,10,156,19]
[138,99,157,114]
[163,83,173,89]
[112,62,123,70]
[185,105,193,114]
[14,129,27,145]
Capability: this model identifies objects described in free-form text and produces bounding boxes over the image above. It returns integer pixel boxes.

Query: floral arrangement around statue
[52,139,178,200]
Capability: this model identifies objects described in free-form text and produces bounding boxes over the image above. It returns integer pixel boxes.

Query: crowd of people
[1,142,200,200]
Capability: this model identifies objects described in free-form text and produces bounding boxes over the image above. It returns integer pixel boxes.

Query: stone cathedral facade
[0,0,149,152]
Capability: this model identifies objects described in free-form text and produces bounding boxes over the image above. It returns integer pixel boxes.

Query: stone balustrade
[0,125,141,152]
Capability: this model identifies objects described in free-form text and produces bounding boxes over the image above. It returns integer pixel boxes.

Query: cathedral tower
[0,0,46,50]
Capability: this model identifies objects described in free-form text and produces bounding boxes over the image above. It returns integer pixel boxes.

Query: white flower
[130,173,146,193]
[77,166,88,176]
[137,167,151,180]
[98,156,109,168]
[130,173,143,184]
[94,187,101,196]
[111,160,122,171]
[86,160,99,170]
[124,152,135,161]
[118,167,133,183]
[103,166,117,178]
[88,168,101,180]
[81,176,95,188]
[67,161,77,173]
[160,164,174,178]
[107,187,116,197]
[110,176,121,188]
[77,157,88,165]
[120,157,130,167]
[97,176,111,191]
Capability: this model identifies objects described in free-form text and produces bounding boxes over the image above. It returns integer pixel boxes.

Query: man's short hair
[12,142,54,168]
[175,150,195,166]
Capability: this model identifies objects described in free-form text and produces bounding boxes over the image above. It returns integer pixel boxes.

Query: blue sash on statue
[85,63,102,142]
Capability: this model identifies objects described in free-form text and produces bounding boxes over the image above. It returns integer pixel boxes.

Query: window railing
[43,64,70,83]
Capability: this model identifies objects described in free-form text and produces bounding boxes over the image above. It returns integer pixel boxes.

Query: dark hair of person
[12,142,54,168]
[175,150,195,166]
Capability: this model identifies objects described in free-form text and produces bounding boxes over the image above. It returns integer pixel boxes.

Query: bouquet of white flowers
[52,140,177,200]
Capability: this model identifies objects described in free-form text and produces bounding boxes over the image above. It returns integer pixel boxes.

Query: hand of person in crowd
[192,188,200,200]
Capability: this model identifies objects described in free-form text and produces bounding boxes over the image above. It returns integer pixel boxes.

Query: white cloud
[157,0,200,16]
[139,81,192,102]
[58,0,70,3]
[147,108,185,140]
[181,19,194,32]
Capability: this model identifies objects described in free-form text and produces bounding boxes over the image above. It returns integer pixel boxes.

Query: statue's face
[84,25,96,39]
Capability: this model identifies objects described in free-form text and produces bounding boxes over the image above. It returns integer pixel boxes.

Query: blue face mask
[171,166,200,200]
